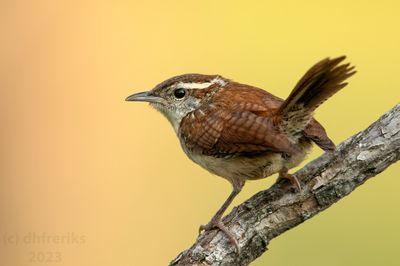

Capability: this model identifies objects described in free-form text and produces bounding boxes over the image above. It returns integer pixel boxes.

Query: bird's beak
[125,91,165,104]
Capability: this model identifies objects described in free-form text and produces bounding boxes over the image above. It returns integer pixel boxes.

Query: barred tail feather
[276,56,356,135]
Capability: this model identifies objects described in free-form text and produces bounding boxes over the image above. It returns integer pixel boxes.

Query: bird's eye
[173,88,186,99]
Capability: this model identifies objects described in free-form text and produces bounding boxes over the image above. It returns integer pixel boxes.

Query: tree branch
[170,104,400,266]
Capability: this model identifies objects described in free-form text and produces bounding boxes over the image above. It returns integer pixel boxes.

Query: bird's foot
[278,169,302,191]
[199,219,240,253]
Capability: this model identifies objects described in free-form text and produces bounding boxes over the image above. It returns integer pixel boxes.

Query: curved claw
[278,169,302,191]
[198,220,240,253]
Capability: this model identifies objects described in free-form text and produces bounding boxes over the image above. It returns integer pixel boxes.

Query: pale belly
[186,143,311,183]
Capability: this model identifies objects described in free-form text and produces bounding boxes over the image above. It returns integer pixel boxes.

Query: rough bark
[170,104,400,266]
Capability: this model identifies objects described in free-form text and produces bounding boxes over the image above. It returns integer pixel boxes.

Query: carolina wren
[126,56,355,252]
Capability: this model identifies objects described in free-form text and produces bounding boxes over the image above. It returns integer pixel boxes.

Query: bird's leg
[199,179,244,253]
[277,167,302,191]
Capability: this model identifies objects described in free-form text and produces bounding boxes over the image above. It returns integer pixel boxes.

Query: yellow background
[1,1,399,265]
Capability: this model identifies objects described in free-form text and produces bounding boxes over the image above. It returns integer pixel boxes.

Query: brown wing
[179,86,300,158]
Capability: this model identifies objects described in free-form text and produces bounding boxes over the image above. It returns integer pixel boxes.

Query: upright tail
[276,56,356,137]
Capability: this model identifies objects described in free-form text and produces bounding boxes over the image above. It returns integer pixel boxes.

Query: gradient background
[1,1,399,265]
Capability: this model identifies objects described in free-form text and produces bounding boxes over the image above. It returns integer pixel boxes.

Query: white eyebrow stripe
[177,82,213,89]
[177,77,227,90]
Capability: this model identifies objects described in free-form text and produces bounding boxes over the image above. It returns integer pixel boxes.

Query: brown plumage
[126,56,356,253]
[180,57,355,161]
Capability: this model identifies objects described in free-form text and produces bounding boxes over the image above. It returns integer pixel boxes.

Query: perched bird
[126,56,355,252]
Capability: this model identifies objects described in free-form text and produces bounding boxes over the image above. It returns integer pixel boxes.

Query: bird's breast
[181,143,311,182]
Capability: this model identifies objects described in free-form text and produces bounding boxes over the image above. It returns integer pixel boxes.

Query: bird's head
[126,74,228,132]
